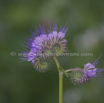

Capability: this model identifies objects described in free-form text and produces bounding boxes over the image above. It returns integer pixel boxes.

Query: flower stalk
[53,56,63,103]
[59,71,63,103]
[65,68,83,73]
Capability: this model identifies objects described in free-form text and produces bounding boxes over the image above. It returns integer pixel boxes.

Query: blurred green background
[0,0,104,103]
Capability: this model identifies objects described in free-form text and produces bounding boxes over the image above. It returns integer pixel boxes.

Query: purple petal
[58,32,65,39]
[84,63,95,70]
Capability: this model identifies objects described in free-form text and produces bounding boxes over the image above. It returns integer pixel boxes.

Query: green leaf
[58,67,64,72]
[64,72,70,77]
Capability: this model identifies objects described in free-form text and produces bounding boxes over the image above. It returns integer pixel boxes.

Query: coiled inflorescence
[70,56,104,85]
[21,24,69,72]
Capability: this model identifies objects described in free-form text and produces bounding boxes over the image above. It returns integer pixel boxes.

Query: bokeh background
[0,0,104,103]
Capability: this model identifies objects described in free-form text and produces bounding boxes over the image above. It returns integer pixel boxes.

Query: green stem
[53,56,60,68]
[59,71,63,103]
[53,56,63,103]
[65,68,83,73]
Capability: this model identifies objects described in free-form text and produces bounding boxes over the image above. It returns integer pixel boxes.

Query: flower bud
[70,70,90,85]
[32,57,51,72]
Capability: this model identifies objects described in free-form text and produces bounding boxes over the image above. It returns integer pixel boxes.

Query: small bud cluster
[70,56,104,85]
[70,71,90,85]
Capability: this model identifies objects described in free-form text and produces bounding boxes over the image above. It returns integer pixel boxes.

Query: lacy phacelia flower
[71,57,104,85]
[21,24,69,72]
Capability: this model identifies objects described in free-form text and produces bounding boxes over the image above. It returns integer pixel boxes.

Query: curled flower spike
[70,55,104,85]
[32,57,51,72]
[70,70,90,85]
[21,23,69,72]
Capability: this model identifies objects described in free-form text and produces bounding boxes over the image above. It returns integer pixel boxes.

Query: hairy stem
[65,68,83,73]
[53,56,60,68]
[59,71,63,103]
[53,56,63,103]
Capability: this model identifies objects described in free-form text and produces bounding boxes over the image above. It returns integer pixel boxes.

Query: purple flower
[70,55,104,85]
[83,55,104,78]
[21,23,69,72]
[84,63,97,77]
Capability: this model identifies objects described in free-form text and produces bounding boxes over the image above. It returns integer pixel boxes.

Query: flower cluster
[21,22,104,85]
[70,56,104,85]
[21,24,69,72]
